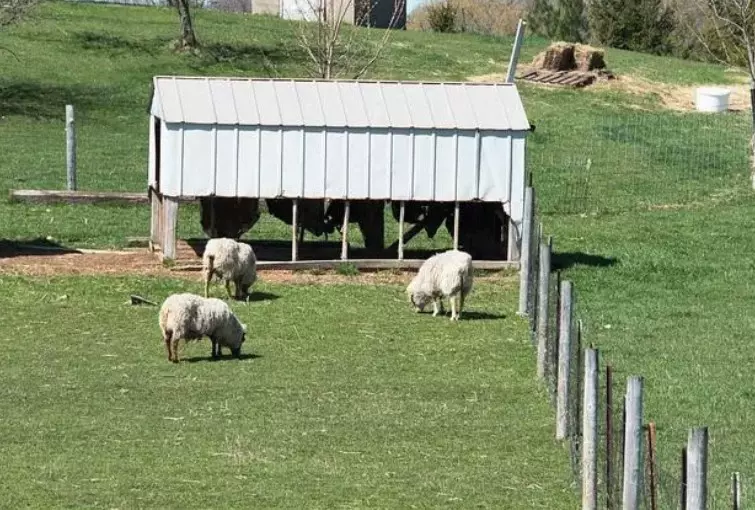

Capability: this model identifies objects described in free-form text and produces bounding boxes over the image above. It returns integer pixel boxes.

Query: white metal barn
[147,75,531,265]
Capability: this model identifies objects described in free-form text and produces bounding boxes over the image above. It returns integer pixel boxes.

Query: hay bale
[536,42,576,71]
[575,45,606,72]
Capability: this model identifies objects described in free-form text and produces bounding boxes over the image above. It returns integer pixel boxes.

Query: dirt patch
[468,70,749,112]
[0,249,512,286]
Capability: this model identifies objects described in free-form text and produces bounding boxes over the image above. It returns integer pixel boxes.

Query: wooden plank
[170,259,520,272]
[9,189,199,205]
[162,196,179,261]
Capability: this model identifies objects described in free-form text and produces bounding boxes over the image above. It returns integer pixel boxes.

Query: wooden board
[9,189,199,205]
[517,70,597,88]
[170,259,519,272]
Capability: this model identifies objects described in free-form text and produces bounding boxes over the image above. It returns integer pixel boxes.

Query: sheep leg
[450,295,458,321]
[171,337,181,363]
[432,299,441,317]
[164,332,173,362]
[225,280,233,299]
[458,292,465,320]
[204,271,211,298]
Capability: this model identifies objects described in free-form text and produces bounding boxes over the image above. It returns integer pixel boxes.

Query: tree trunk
[176,0,198,49]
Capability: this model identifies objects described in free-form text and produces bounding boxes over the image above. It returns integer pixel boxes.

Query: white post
[517,186,534,316]
[292,199,299,262]
[686,427,709,510]
[582,348,599,510]
[453,201,460,250]
[732,472,742,510]
[398,201,405,260]
[66,104,77,191]
[341,200,350,260]
[622,376,644,510]
[505,19,527,83]
[162,196,178,261]
[556,279,573,440]
[536,237,551,379]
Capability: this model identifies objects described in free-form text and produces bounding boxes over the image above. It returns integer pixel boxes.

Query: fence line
[518,184,743,509]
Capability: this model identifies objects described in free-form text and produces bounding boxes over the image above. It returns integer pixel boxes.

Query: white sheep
[406,249,474,321]
[159,293,247,363]
[202,238,257,300]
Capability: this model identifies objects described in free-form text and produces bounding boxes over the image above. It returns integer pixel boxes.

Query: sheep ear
[242,323,248,333]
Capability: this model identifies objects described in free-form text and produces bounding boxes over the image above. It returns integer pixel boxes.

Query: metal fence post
[66,104,77,191]
[536,237,551,379]
[556,280,573,440]
[622,376,644,510]
[732,472,742,510]
[517,186,534,316]
[686,427,709,510]
[505,19,527,83]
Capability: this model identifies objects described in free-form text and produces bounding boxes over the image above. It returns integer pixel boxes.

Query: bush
[409,0,524,37]
[588,0,675,55]
[529,0,588,42]
[425,1,458,33]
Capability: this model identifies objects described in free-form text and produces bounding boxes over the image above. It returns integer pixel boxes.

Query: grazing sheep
[202,238,257,300]
[159,293,247,363]
[407,249,474,321]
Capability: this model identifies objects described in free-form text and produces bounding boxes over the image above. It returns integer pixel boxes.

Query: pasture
[1,1,755,507]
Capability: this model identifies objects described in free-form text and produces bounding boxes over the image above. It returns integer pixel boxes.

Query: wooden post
[149,189,162,251]
[732,472,742,510]
[622,376,644,510]
[606,364,614,510]
[453,201,460,250]
[681,447,688,510]
[66,104,77,191]
[398,201,405,260]
[162,195,179,260]
[292,199,299,262]
[582,348,599,510]
[686,427,709,510]
[517,186,534,316]
[556,280,573,440]
[536,236,551,379]
[341,200,350,260]
[647,422,658,510]
[505,19,527,83]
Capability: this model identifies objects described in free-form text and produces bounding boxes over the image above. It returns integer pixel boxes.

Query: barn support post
[398,201,405,260]
[453,202,460,250]
[149,189,162,252]
[686,427,709,510]
[341,200,350,261]
[292,199,299,262]
[66,104,77,191]
[162,195,179,260]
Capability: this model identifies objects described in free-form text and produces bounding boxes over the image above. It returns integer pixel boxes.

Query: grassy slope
[0,274,576,509]
[2,1,755,506]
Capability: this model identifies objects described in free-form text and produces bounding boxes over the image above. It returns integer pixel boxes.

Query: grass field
[0,273,579,508]
[2,1,755,507]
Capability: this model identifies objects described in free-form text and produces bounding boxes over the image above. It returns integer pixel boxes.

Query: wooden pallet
[518,69,603,88]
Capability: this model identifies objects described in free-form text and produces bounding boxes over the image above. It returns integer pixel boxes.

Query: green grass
[0,274,577,508]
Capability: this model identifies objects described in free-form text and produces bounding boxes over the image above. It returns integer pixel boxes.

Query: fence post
[517,186,534,316]
[686,427,709,510]
[605,363,614,510]
[536,237,551,379]
[66,104,77,191]
[581,348,599,510]
[505,19,527,83]
[647,422,659,510]
[732,472,742,510]
[681,447,688,510]
[556,280,573,440]
[622,376,644,510]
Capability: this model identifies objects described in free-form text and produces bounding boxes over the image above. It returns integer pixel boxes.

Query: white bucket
[695,87,731,113]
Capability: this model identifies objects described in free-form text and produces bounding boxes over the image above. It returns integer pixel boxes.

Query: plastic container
[695,87,731,113]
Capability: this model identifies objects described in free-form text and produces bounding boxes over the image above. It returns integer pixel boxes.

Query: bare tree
[293,0,406,79]
[678,0,755,184]
[170,0,199,50]
[0,0,36,54]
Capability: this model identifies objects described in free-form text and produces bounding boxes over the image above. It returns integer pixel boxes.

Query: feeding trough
[695,87,731,113]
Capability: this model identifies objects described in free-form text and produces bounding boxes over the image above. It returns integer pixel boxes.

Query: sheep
[202,238,257,301]
[159,293,247,363]
[406,249,474,321]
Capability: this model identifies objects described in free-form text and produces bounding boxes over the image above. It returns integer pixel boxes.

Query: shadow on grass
[552,251,618,271]
[0,238,81,258]
[244,291,280,302]
[184,353,263,363]
[73,31,172,57]
[186,41,310,74]
[461,311,505,321]
[0,79,117,119]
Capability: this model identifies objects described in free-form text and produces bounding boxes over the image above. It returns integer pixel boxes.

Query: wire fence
[528,110,751,216]
[519,185,747,510]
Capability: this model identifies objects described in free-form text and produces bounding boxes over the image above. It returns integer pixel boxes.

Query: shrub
[425,0,458,33]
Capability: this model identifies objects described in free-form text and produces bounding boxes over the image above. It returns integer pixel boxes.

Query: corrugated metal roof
[151,76,530,131]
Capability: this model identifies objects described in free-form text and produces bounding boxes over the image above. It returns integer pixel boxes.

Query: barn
[256,0,406,28]
[147,75,531,266]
